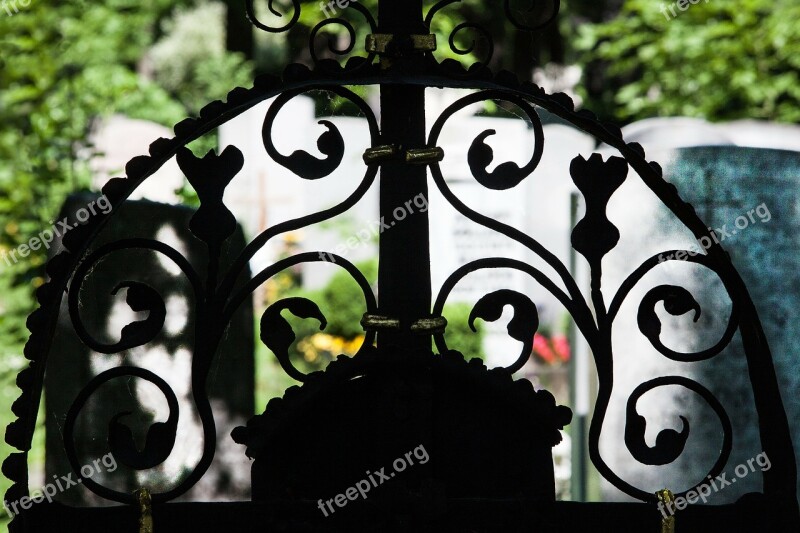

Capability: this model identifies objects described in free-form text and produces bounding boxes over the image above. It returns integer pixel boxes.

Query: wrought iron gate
[5,0,799,531]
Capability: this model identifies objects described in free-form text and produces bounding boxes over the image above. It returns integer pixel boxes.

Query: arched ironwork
[5,0,798,531]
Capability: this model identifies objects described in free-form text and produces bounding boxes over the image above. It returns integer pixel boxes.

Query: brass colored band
[136,488,154,533]
[361,313,402,331]
[405,147,445,165]
[410,316,448,334]
[365,34,437,55]
[363,145,399,164]
[363,146,445,166]
[361,314,447,333]
[656,488,675,533]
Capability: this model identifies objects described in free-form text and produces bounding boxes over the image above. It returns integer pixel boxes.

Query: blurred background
[1,0,799,529]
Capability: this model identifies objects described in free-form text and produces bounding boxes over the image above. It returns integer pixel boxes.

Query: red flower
[533,333,557,364]
[551,335,571,362]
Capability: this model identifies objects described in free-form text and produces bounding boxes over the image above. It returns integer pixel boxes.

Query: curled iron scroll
[217,85,379,301]
[624,376,732,489]
[608,250,740,362]
[309,3,377,70]
[433,258,596,373]
[226,252,378,382]
[310,18,357,65]
[262,86,378,181]
[247,0,376,69]
[68,239,204,355]
[64,239,206,503]
[245,0,301,33]
[64,366,180,504]
[447,22,495,67]
[588,251,741,501]
[425,0,560,65]
[260,297,329,382]
[428,91,594,339]
[430,90,544,191]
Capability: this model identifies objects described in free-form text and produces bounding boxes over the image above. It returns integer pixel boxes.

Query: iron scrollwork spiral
[249,0,560,70]
[67,240,203,355]
[62,150,236,502]
[65,238,205,503]
[429,91,598,369]
[246,0,377,70]
[433,259,574,375]
[262,89,352,180]
[562,151,741,502]
[624,376,732,471]
[245,0,301,34]
[431,111,742,501]
[425,0,560,66]
[60,84,381,504]
[64,367,180,503]
[64,239,198,504]
[592,250,741,501]
[241,252,379,383]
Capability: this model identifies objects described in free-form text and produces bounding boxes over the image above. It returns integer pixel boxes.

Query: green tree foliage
[577,0,800,123]
[0,0,254,353]
[148,2,252,115]
[0,4,252,523]
[1,0,182,353]
[307,259,379,341]
[440,302,485,360]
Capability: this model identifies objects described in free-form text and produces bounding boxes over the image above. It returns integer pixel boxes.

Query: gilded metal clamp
[361,313,402,331]
[405,147,444,165]
[366,34,437,55]
[363,145,444,165]
[410,316,448,334]
[361,314,447,334]
[136,488,153,533]
[363,145,400,164]
[656,488,675,533]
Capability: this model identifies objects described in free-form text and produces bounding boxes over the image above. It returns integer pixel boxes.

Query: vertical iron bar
[376,0,431,351]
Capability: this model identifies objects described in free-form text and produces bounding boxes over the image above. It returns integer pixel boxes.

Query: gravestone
[44,193,255,504]
[663,146,800,498]
[597,145,800,502]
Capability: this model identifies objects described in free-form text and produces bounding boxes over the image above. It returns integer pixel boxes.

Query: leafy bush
[577,0,800,122]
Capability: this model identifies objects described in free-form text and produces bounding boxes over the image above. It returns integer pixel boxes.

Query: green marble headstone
[663,146,800,497]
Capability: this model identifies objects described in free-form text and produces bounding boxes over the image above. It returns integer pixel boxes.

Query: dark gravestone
[44,193,254,505]
[662,147,800,498]
[597,145,799,503]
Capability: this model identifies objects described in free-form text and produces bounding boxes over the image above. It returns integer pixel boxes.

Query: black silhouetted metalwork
[5,0,798,531]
